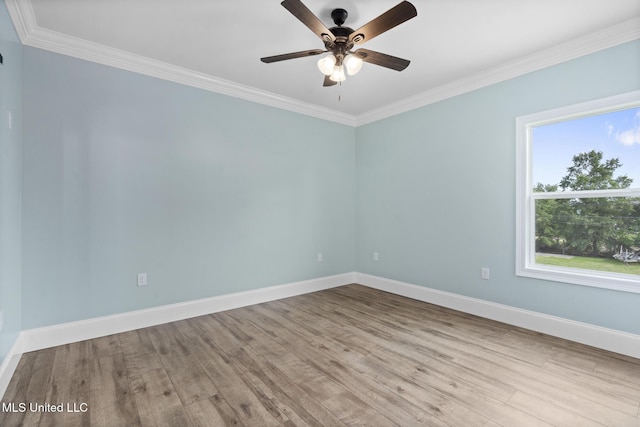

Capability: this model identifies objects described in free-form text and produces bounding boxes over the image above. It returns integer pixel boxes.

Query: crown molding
[3,0,34,41]
[5,0,639,127]
[3,0,357,127]
[355,17,640,126]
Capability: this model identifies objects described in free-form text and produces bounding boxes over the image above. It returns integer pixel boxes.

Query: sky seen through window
[532,107,640,189]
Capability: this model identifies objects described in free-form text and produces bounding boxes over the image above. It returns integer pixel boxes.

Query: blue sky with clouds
[532,106,640,189]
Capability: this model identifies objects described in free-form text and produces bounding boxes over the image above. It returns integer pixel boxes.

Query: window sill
[517,263,640,294]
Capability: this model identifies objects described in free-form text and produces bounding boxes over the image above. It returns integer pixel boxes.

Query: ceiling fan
[260,0,417,86]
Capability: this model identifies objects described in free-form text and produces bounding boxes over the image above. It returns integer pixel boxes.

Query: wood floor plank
[317,287,548,367]
[274,294,517,404]
[146,323,219,406]
[221,309,440,426]
[88,334,122,359]
[203,313,327,426]
[169,320,262,425]
[223,307,403,426]
[129,367,194,427]
[0,348,56,427]
[184,319,286,426]
[298,287,640,426]
[238,303,470,426]
[119,329,193,427]
[2,284,640,426]
[205,309,350,426]
[278,292,519,410]
[397,356,551,426]
[38,341,90,427]
[507,391,604,427]
[543,359,640,416]
[184,396,245,427]
[341,293,635,423]
[89,353,141,426]
[232,346,350,427]
[403,323,640,426]
[269,298,508,424]
[595,356,640,385]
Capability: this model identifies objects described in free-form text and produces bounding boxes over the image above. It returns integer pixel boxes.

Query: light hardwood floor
[2,284,640,426]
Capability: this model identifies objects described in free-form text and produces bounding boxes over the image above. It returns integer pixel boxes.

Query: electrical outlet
[137,273,148,286]
[317,253,323,262]
[481,267,490,280]
[373,252,379,261]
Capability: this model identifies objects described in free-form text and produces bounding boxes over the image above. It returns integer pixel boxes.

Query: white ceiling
[6,0,640,126]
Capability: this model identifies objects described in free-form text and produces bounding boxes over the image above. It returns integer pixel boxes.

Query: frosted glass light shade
[344,54,363,75]
[329,65,346,82]
[317,55,336,75]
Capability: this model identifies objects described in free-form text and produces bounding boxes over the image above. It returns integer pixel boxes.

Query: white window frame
[516,90,640,293]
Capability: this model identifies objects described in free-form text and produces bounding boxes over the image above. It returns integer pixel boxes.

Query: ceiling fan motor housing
[326,26,355,60]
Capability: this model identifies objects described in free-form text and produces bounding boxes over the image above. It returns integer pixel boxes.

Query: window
[516,91,640,293]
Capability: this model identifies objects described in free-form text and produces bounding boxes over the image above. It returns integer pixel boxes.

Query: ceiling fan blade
[349,1,417,45]
[323,75,337,87]
[281,0,336,43]
[261,49,325,63]
[354,48,410,71]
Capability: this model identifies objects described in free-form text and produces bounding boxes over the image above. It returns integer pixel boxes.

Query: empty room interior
[1,0,640,425]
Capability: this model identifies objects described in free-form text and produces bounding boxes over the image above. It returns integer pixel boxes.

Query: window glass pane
[532,107,640,191]
[517,92,640,291]
[534,196,640,276]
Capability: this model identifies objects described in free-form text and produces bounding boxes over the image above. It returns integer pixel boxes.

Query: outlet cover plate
[137,273,148,286]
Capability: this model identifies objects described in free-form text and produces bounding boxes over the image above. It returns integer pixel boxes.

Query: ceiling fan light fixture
[329,65,346,82]
[344,54,364,76]
[317,54,336,76]
[261,1,417,87]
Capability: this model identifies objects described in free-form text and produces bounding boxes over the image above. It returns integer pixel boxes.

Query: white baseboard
[0,272,355,399]
[355,272,640,359]
[4,270,639,400]
[19,272,356,353]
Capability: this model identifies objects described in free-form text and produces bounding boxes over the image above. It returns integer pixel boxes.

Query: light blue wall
[0,3,22,362]
[356,40,640,334]
[14,27,640,336]
[21,48,356,329]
